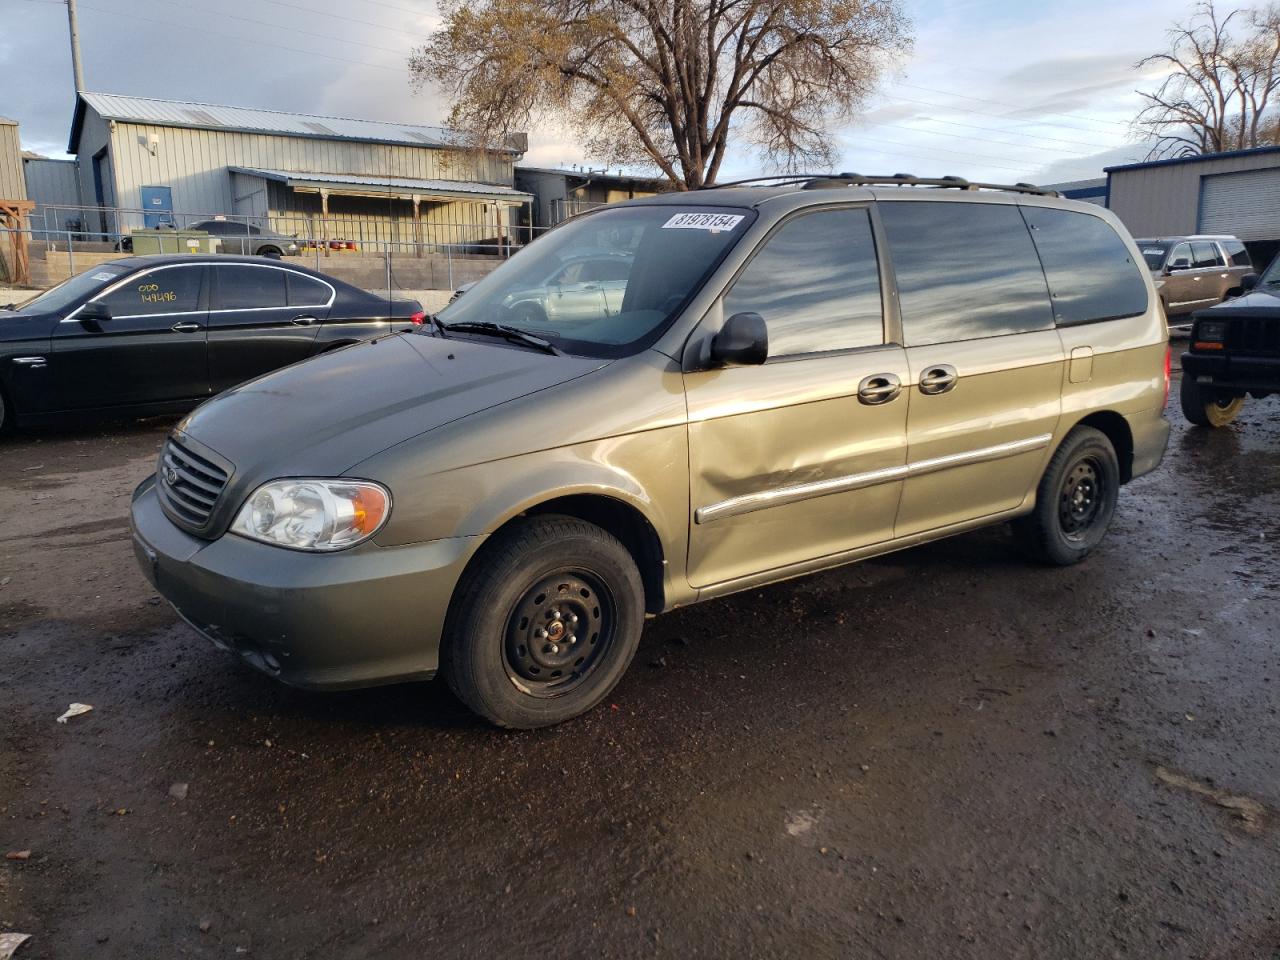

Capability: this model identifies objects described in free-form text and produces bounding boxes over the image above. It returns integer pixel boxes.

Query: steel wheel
[1058,457,1105,542]
[503,570,616,698]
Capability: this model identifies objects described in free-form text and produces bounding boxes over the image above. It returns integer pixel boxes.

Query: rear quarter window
[1019,207,1149,326]
[878,201,1053,346]
[1223,239,1252,268]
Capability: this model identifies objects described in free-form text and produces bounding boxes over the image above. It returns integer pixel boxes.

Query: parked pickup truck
[1180,267,1280,427]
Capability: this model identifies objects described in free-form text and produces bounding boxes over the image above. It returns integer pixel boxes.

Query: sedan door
[50,264,210,410]
[207,264,329,393]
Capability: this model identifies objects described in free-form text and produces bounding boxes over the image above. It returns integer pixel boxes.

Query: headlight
[231,479,390,551]
[1196,320,1226,342]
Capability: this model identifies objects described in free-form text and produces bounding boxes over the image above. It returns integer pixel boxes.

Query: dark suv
[1180,260,1279,427]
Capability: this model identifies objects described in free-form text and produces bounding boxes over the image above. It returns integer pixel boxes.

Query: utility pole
[66,0,85,93]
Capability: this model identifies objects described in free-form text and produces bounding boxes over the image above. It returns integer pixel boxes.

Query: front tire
[1180,375,1244,427]
[441,515,645,729]
[0,387,11,434]
[1015,426,1120,566]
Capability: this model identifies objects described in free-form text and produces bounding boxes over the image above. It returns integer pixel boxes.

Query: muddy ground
[1,371,1277,959]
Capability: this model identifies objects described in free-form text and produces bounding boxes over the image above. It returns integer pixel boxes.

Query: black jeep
[1180,263,1278,427]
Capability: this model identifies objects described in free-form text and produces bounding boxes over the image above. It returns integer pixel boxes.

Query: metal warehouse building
[65,92,531,248]
[1106,146,1280,267]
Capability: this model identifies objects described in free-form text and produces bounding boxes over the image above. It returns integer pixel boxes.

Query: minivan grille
[158,437,230,530]
[1225,316,1280,356]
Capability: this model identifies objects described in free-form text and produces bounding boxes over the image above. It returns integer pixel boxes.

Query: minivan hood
[175,332,608,485]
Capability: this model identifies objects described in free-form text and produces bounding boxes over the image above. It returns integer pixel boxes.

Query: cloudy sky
[0,0,1258,184]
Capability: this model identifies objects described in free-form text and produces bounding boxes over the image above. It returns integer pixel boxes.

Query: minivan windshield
[8,264,132,315]
[436,205,754,357]
[1138,242,1171,271]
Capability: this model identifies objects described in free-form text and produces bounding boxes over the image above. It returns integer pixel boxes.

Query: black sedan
[0,255,424,430]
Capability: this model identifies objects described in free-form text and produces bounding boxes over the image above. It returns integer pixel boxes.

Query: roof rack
[702,172,1059,197]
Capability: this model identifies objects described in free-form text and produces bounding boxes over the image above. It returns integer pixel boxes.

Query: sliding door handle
[171,321,203,333]
[918,364,958,395]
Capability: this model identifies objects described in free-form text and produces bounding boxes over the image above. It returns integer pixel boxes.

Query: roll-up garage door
[1198,167,1280,240]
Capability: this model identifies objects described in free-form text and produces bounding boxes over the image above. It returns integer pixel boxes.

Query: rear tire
[258,246,283,259]
[1180,375,1244,427]
[0,388,11,434]
[1015,426,1119,566]
[441,515,645,728]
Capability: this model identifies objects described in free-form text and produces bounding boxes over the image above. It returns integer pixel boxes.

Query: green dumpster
[128,230,215,255]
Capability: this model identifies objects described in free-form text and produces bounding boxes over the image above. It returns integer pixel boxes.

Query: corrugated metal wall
[1108,150,1280,238]
[24,158,82,211]
[0,121,26,201]
[105,117,514,218]
[1198,168,1280,240]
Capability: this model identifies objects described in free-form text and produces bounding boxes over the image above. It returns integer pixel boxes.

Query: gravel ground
[1,371,1277,959]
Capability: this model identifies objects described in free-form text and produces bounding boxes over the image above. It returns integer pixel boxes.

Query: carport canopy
[228,166,533,207]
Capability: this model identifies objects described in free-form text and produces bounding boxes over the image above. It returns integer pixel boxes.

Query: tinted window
[99,267,203,316]
[879,201,1053,346]
[1168,243,1193,269]
[1222,239,1251,267]
[724,208,883,356]
[1191,241,1222,269]
[287,272,330,306]
[217,266,287,309]
[1021,207,1149,325]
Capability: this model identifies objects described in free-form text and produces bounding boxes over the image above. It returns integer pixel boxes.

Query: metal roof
[0,117,17,126]
[69,92,520,155]
[230,167,533,204]
[1105,144,1280,174]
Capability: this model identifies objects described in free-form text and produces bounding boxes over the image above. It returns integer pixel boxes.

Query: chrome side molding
[695,433,1052,524]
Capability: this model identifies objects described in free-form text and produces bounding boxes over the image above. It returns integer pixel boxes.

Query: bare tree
[1134,1,1280,159]
[410,0,911,188]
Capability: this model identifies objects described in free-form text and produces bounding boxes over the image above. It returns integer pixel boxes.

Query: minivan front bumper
[130,477,481,690]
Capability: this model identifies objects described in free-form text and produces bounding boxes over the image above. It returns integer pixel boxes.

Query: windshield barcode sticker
[663,213,744,232]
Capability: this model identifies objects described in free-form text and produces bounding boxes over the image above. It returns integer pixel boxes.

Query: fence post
[66,230,75,279]
[447,244,453,292]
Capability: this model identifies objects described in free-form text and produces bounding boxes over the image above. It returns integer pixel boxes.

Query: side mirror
[76,301,111,322]
[710,311,768,367]
[1242,272,1259,291]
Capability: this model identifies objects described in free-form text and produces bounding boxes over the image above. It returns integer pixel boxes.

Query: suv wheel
[442,515,645,728]
[1179,375,1244,427]
[1015,426,1119,566]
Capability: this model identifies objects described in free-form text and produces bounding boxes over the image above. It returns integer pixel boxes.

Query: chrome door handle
[291,315,317,326]
[857,373,902,405]
[171,321,202,333]
[918,364,959,395]
[12,356,47,369]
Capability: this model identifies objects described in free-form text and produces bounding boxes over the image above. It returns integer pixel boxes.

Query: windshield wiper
[440,321,562,355]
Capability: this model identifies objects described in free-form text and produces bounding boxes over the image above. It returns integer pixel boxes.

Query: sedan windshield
[8,264,132,314]
[437,205,753,357]
[1138,242,1170,271]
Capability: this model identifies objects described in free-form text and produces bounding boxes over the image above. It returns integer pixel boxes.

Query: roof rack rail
[700,172,1059,197]
[798,173,1059,196]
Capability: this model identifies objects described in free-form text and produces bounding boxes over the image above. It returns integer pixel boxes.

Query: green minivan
[132,175,1171,728]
